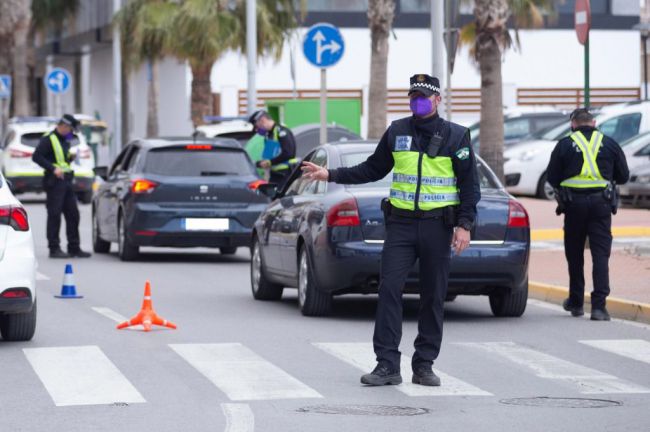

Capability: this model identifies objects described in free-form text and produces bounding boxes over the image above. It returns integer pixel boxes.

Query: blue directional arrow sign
[45,67,71,94]
[303,23,345,68]
[0,75,11,99]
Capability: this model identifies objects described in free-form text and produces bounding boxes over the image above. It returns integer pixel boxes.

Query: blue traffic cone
[55,264,83,299]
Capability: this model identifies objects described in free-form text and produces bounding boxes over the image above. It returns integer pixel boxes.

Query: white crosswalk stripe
[313,342,491,396]
[23,346,146,407]
[457,341,650,394]
[580,339,650,365]
[169,343,322,401]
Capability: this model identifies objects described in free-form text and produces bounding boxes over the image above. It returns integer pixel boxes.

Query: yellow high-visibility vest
[49,133,72,172]
[560,131,609,189]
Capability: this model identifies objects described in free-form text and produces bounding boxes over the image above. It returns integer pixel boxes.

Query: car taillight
[131,179,158,194]
[327,199,360,227]
[507,200,529,228]
[1,288,29,298]
[9,148,32,158]
[185,144,212,150]
[248,179,267,190]
[0,206,30,231]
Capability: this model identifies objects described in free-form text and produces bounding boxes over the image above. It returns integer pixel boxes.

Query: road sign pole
[320,68,327,144]
[246,0,257,115]
[0,98,7,138]
[584,35,590,109]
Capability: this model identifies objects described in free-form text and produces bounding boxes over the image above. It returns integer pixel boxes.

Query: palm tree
[0,0,32,118]
[367,0,395,139]
[464,0,554,181]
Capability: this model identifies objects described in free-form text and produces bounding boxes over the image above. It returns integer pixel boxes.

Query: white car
[0,117,96,203]
[504,101,650,199]
[0,171,37,341]
[621,131,650,173]
[195,119,254,142]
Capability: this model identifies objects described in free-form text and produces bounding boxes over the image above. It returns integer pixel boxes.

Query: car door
[96,146,132,240]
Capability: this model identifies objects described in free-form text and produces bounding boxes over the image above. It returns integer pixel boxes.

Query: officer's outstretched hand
[452,227,471,255]
[301,161,329,182]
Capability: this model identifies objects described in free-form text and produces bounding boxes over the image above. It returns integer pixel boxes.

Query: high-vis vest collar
[49,133,72,172]
[560,130,609,189]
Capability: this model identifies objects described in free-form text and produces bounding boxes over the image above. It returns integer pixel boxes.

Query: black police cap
[408,74,441,97]
[248,109,268,125]
[59,114,80,131]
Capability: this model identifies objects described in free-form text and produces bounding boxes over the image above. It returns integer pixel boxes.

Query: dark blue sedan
[251,142,530,317]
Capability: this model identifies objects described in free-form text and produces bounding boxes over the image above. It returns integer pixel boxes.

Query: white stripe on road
[91,306,129,324]
[221,403,254,432]
[23,346,146,406]
[458,342,650,394]
[580,339,650,365]
[36,272,50,281]
[169,343,322,401]
[313,342,491,396]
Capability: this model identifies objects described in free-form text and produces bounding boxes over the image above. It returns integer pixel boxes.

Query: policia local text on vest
[547,108,629,321]
[301,74,480,388]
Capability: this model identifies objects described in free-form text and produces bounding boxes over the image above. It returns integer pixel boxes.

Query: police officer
[32,114,91,259]
[547,108,629,321]
[302,74,479,386]
[248,110,298,184]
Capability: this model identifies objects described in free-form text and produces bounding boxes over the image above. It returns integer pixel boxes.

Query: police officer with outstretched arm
[248,110,298,185]
[32,114,91,259]
[302,74,479,387]
[547,108,629,321]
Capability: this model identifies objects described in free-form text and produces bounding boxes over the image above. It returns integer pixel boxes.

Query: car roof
[136,137,243,150]
[8,120,57,133]
[292,123,358,135]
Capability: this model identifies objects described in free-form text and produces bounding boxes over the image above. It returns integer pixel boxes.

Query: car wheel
[78,191,93,204]
[118,212,139,261]
[220,247,238,255]
[92,210,111,253]
[489,278,528,317]
[536,173,555,200]
[298,247,332,316]
[250,237,283,300]
[0,299,37,341]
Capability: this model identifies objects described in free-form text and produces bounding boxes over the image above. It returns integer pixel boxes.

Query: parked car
[251,142,530,318]
[91,137,269,261]
[504,101,650,199]
[0,171,37,341]
[0,117,96,203]
[195,119,255,144]
[290,123,362,158]
[619,164,650,208]
[620,131,650,173]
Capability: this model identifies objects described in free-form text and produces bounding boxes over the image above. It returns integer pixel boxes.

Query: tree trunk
[121,58,130,148]
[478,39,504,181]
[367,0,394,139]
[146,60,159,137]
[13,8,31,117]
[190,62,213,127]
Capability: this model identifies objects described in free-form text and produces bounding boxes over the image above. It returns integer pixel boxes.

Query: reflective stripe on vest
[560,131,609,189]
[267,126,297,172]
[49,134,72,172]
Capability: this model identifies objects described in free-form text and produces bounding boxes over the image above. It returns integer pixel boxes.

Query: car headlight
[518,148,542,162]
[636,175,650,184]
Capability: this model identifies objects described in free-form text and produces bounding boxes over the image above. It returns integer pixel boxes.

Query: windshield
[144,147,255,176]
[540,122,571,141]
[20,132,81,148]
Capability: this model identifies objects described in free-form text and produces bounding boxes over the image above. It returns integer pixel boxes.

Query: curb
[529,281,650,324]
[531,226,650,241]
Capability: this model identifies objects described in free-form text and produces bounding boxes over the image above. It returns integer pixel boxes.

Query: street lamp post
[633,22,650,101]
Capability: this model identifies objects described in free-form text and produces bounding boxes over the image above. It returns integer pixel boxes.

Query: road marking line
[579,339,650,365]
[36,272,50,281]
[313,342,491,396]
[457,341,650,394]
[91,306,129,323]
[23,346,146,406]
[169,343,322,401]
[221,403,254,432]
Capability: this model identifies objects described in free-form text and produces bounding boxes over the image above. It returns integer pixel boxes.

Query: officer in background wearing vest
[32,114,92,259]
[547,108,629,321]
[302,74,480,387]
[248,110,298,185]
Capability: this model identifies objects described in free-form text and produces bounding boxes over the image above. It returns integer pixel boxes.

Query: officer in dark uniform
[547,108,629,321]
[248,110,298,185]
[32,114,92,258]
[302,74,479,386]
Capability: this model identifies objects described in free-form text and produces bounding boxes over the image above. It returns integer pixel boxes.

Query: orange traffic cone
[116,281,177,332]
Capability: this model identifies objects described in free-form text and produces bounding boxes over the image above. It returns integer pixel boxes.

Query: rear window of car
[143,147,255,176]
[20,132,81,147]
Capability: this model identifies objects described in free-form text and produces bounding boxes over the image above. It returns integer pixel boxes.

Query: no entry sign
[575,0,591,45]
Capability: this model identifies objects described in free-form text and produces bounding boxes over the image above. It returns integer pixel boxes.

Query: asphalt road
[1,197,649,432]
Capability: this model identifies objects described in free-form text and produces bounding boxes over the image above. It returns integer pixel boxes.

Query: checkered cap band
[410,82,440,93]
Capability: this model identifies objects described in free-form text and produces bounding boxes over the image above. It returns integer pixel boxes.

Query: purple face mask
[409,96,433,117]
[64,132,75,141]
[257,127,267,136]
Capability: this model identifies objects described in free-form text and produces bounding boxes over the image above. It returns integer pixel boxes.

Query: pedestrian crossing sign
[0,75,11,99]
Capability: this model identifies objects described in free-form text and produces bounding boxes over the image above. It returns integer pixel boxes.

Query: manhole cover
[500,397,621,409]
[298,404,429,416]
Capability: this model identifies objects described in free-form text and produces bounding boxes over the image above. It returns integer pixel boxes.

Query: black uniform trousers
[44,175,81,251]
[373,214,453,372]
[563,192,612,309]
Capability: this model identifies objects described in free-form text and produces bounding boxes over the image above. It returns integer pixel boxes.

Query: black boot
[562,298,584,317]
[68,248,92,258]
[412,365,441,387]
[360,364,402,386]
[591,307,611,321]
[49,248,70,259]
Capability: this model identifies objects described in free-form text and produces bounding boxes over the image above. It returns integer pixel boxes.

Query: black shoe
[49,248,70,259]
[591,308,611,321]
[412,365,441,387]
[68,249,92,258]
[562,298,584,317]
[360,364,402,386]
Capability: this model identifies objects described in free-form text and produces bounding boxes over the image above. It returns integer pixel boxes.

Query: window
[124,147,141,173]
[306,0,367,11]
[503,118,531,140]
[636,143,650,157]
[1,131,15,149]
[109,145,131,177]
[599,113,642,143]
[144,147,255,177]
[285,149,327,196]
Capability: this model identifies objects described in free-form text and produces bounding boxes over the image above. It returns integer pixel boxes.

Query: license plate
[183,218,229,231]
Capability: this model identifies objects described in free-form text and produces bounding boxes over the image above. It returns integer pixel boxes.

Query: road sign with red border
[575,0,591,45]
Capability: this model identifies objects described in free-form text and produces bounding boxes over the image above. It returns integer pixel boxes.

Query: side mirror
[257,183,279,199]
[93,166,109,181]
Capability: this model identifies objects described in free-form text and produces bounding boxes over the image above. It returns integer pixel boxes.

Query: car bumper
[504,159,540,196]
[5,174,94,194]
[0,232,37,313]
[619,183,650,207]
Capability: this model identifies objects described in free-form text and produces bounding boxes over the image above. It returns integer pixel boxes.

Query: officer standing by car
[32,114,91,258]
[302,74,479,387]
[547,108,629,321]
[248,110,297,184]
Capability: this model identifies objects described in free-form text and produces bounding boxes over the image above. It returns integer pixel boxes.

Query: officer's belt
[571,188,607,196]
[390,205,445,219]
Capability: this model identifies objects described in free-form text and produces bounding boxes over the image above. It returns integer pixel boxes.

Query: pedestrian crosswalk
[15,339,650,407]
